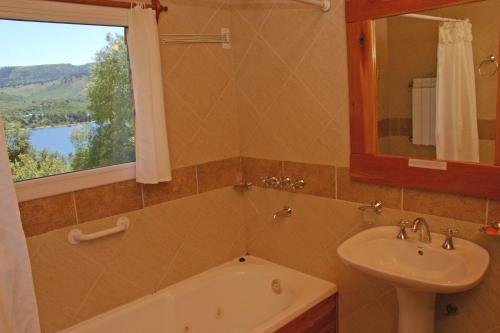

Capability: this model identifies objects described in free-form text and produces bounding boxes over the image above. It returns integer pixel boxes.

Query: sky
[0,19,124,67]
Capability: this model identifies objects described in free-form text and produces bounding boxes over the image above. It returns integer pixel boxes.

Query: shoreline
[30,121,94,130]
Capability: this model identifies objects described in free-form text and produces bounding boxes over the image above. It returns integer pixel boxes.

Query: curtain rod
[49,0,168,21]
[401,13,461,22]
[293,0,331,11]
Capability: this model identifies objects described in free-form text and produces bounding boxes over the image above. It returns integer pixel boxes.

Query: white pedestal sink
[337,226,489,333]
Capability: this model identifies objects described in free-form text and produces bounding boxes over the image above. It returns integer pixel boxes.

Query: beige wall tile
[19,193,77,237]
[236,37,290,112]
[107,215,184,293]
[295,17,349,112]
[74,271,146,323]
[157,242,216,289]
[197,157,242,193]
[36,291,76,333]
[30,238,104,315]
[143,166,197,206]
[337,167,402,209]
[74,180,143,223]
[168,44,229,120]
[231,0,276,33]
[260,1,326,69]
[403,189,487,224]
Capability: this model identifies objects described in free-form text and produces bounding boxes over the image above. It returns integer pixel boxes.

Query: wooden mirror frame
[345,0,500,200]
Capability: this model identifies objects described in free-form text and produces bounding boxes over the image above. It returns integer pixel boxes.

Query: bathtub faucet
[273,206,292,220]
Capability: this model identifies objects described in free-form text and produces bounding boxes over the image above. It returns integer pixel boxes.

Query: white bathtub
[60,256,337,333]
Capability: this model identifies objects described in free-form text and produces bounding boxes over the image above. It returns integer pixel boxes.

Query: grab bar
[68,217,130,245]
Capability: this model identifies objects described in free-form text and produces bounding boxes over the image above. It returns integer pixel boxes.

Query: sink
[337,226,489,333]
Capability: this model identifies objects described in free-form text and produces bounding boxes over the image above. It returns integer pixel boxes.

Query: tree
[71,34,135,170]
[10,150,69,181]
[3,120,68,181]
[4,121,31,161]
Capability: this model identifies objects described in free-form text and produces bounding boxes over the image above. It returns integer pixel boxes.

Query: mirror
[374,0,499,164]
[345,0,500,199]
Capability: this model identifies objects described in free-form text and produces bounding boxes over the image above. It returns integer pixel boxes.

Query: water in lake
[30,123,94,156]
[30,126,76,155]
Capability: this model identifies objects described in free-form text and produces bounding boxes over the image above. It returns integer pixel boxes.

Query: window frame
[0,0,136,202]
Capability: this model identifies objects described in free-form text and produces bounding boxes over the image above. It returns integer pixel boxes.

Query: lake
[30,123,94,156]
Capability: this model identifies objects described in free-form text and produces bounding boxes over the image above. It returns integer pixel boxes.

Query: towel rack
[293,0,331,11]
[478,54,498,78]
[68,217,130,245]
[160,28,231,49]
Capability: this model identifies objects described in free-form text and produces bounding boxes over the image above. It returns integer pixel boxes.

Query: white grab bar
[68,217,130,245]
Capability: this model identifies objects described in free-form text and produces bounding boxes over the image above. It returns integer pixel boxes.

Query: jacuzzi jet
[271,279,282,294]
[215,307,224,319]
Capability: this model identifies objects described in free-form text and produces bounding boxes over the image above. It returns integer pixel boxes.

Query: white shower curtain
[435,19,479,162]
[127,7,172,183]
[0,117,41,333]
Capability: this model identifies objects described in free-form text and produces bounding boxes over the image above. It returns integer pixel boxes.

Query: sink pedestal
[396,288,435,333]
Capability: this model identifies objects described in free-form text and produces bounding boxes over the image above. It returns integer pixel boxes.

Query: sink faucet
[412,217,431,243]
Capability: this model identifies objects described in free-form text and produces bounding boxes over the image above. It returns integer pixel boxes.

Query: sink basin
[337,226,489,293]
[337,226,489,333]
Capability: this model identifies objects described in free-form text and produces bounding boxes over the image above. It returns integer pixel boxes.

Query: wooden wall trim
[347,21,378,155]
[351,154,500,200]
[495,30,500,166]
[345,0,485,23]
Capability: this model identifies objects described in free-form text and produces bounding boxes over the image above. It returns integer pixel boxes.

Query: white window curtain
[127,7,172,183]
[435,19,479,162]
[0,117,41,333]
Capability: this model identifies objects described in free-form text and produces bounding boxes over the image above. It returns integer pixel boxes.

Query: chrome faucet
[358,201,383,214]
[412,217,432,243]
[233,182,252,192]
[273,206,292,220]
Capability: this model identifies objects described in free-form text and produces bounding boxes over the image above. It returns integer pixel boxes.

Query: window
[0,0,137,201]
[1,19,134,184]
[0,0,135,201]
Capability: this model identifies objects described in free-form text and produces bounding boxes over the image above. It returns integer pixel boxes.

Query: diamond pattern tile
[29,188,247,332]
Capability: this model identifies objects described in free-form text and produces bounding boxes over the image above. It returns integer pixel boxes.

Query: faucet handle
[262,176,279,188]
[396,219,411,240]
[291,179,305,191]
[400,219,412,227]
[440,228,458,250]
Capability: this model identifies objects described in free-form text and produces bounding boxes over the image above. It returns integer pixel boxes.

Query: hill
[0,64,92,127]
[0,63,91,88]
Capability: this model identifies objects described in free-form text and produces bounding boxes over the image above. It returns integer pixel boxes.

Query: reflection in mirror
[375,0,499,164]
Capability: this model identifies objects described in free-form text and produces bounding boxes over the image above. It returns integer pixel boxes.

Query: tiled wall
[240,157,500,333]
[232,0,350,167]
[22,1,500,333]
[28,186,246,333]
[231,0,500,332]
[19,158,241,236]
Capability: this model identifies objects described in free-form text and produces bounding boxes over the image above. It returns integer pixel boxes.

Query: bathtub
[61,256,337,333]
